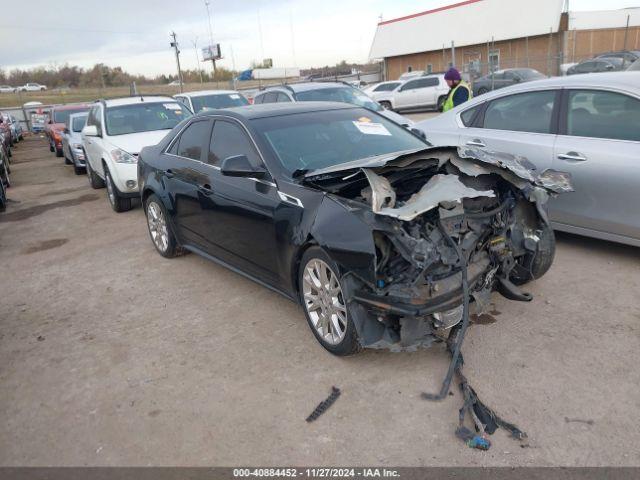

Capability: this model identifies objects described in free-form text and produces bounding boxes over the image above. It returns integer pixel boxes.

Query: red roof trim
[378,0,484,26]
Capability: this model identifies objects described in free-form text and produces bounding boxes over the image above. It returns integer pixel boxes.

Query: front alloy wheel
[145,194,182,258]
[104,168,131,212]
[299,247,360,355]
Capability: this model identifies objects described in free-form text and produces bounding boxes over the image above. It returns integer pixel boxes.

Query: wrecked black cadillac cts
[137,102,573,356]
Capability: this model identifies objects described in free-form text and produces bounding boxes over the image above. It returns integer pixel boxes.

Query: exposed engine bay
[303,146,573,352]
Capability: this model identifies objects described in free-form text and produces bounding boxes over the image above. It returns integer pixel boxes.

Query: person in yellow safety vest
[442,67,472,112]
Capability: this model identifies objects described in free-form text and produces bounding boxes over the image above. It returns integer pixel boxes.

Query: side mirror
[220,154,266,178]
[82,125,99,137]
[410,127,427,140]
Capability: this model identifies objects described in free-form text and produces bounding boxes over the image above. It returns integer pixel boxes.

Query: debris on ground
[306,386,341,422]
[564,417,594,425]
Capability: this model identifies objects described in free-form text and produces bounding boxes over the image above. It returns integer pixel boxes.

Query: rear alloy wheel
[145,194,181,258]
[299,247,360,356]
[379,101,392,110]
[86,161,105,189]
[104,167,131,213]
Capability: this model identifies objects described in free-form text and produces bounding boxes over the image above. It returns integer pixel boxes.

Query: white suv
[376,74,450,112]
[82,96,191,212]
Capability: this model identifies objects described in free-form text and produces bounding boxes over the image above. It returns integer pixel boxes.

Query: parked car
[174,90,248,113]
[0,146,7,212]
[415,71,640,247]
[61,112,88,175]
[363,81,403,102]
[0,85,16,94]
[1,113,24,144]
[18,83,47,92]
[374,74,450,112]
[0,120,12,157]
[596,50,640,68]
[472,68,546,96]
[252,82,412,126]
[82,96,192,212]
[138,102,569,354]
[567,58,625,75]
[45,104,91,157]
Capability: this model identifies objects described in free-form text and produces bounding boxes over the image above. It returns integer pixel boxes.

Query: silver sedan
[415,71,640,247]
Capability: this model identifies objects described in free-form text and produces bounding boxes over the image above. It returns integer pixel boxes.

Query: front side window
[190,93,249,113]
[460,104,481,127]
[566,90,640,142]
[374,82,400,92]
[252,108,426,176]
[176,120,211,160]
[295,87,382,112]
[482,90,556,134]
[104,102,190,136]
[208,120,261,167]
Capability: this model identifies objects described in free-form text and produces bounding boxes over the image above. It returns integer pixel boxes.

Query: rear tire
[379,101,392,111]
[510,224,556,285]
[298,247,361,356]
[104,167,131,212]
[55,148,63,158]
[86,161,105,189]
[145,194,182,258]
[74,165,84,175]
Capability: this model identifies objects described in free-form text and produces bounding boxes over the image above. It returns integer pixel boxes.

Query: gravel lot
[1,133,639,467]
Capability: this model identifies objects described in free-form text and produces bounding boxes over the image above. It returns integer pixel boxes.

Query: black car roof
[196,101,357,120]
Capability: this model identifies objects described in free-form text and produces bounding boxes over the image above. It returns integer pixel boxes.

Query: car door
[164,118,214,246]
[459,89,560,173]
[83,105,103,174]
[412,77,440,108]
[394,79,422,108]
[550,88,640,240]
[199,118,282,286]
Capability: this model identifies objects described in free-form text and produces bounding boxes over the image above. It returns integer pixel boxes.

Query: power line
[0,24,153,35]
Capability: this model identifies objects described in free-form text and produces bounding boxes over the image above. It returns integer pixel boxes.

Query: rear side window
[253,94,264,105]
[374,82,400,92]
[261,92,278,103]
[460,104,481,127]
[482,90,556,134]
[176,120,211,161]
[566,90,640,142]
[276,93,292,102]
[400,77,438,91]
[208,120,261,167]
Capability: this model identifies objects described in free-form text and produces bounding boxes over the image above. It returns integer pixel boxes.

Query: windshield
[252,107,426,176]
[54,107,89,125]
[518,69,545,80]
[296,87,383,112]
[191,93,249,113]
[105,102,191,136]
[72,115,87,132]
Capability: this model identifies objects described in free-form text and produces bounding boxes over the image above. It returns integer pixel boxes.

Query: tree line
[0,63,235,88]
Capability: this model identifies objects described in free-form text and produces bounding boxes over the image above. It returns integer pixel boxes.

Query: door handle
[466,139,486,147]
[165,169,175,178]
[557,152,587,162]
[198,183,213,193]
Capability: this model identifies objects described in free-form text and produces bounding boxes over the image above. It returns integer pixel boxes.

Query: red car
[45,104,91,157]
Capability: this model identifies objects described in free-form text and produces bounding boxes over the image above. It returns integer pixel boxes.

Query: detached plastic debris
[306,386,341,422]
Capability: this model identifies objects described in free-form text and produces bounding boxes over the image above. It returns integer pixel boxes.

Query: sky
[1,0,638,77]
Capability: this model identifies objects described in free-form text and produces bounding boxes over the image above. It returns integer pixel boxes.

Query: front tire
[510,224,556,285]
[145,194,181,258]
[73,165,85,175]
[64,153,72,165]
[104,167,131,213]
[299,247,360,356]
[86,161,105,189]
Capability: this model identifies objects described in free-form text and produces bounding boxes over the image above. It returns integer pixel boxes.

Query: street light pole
[204,0,216,75]
[170,31,184,93]
[192,36,204,83]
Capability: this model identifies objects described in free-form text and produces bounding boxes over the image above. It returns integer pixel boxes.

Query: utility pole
[204,0,217,75]
[192,37,204,83]
[170,31,184,93]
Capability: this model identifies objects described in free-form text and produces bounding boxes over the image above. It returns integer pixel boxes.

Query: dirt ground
[1,135,639,467]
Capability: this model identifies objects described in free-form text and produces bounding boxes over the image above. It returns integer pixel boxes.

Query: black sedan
[138,102,571,355]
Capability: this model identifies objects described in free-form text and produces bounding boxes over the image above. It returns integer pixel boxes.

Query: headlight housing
[111,148,136,164]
